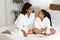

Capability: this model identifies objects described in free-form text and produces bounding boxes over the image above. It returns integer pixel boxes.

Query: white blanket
[0,25,60,40]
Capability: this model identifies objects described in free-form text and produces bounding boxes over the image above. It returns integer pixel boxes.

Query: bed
[0,9,60,40]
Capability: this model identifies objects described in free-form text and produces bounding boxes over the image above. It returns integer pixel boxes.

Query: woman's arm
[15,14,27,37]
[15,14,25,30]
[21,30,27,37]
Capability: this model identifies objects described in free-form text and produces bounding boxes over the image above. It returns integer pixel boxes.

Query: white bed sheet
[0,25,60,40]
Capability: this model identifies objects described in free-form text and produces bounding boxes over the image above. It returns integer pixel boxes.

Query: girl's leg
[44,28,56,36]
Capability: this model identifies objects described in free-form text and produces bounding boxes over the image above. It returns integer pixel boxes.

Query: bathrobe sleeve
[15,14,24,31]
[46,18,51,34]
[34,18,41,29]
[29,13,35,29]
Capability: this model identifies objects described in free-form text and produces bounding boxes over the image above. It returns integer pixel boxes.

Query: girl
[15,2,35,37]
[33,9,56,36]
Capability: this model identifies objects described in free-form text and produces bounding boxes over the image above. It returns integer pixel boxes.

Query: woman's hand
[21,30,27,37]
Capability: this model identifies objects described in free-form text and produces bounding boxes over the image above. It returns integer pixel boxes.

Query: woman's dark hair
[20,2,33,15]
[41,9,52,26]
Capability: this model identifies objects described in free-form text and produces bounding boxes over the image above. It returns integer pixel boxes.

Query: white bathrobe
[34,17,51,34]
[15,13,35,33]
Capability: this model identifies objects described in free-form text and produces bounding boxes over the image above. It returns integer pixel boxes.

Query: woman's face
[38,11,45,19]
[26,6,33,14]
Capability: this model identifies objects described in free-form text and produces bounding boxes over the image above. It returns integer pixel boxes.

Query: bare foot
[1,30,11,34]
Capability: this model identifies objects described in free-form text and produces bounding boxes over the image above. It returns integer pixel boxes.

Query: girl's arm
[33,28,42,34]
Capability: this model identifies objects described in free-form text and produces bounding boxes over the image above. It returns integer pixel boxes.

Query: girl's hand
[21,30,27,37]
[33,28,42,34]
[28,29,33,34]
[41,27,47,32]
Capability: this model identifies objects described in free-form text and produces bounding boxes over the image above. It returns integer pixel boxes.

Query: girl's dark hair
[20,2,33,15]
[41,9,52,26]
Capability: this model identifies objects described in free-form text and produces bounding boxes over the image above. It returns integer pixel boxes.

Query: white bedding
[0,24,60,40]
[0,26,24,40]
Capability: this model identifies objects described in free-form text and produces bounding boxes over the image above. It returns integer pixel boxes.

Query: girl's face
[26,6,33,14]
[38,11,45,19]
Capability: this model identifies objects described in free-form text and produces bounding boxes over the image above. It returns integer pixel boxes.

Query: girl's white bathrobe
[15,13,35,33]
[34,17,52,34]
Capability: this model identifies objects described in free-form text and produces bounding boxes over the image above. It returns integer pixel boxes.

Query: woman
[33,9,56,36]
[15,2,35,37]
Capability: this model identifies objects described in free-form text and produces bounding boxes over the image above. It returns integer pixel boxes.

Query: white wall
[0,0,6,26]
[0,0,19,26]
[6,0,18,26]
[53,0,60,3]
[29,0,53,13]
[30,0,53,8]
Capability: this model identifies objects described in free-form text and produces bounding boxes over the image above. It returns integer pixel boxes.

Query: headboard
[50,4,60,10]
